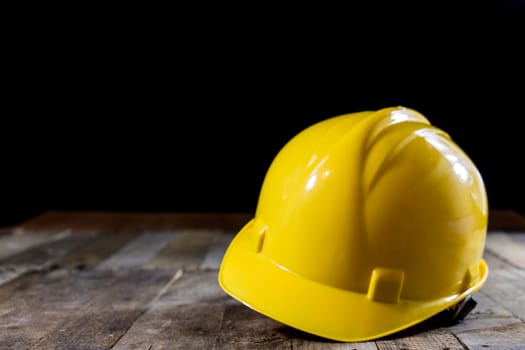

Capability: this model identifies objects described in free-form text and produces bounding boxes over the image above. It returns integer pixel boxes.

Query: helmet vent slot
[367,267,405,304]
[256,228,266,253]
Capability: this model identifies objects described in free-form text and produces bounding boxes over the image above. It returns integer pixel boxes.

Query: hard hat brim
[218,219,489,342]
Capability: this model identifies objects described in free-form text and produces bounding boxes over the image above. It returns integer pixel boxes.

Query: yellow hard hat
[218,106,488,342]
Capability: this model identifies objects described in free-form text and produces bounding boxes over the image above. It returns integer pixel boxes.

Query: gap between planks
[0,229,236,349]
[1,228,525,349]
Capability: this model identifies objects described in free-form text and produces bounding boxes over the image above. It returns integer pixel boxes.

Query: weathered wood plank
[152,270,225,306]
[450,290,521,333]
[0,271,45,305]
[12,213,105,235]
[0,231,94,286]
[113,271,228,350]
[13,210,145,235]
[2,212,525,350]
[96,232,174,270]
[447,243,525,349]
[478,251,525,321]
[214,299,293,350]
[54,232,138,271]
[32,270,176,350]
[144,230,216,271]
[376,329,464,350]
[485,232,525,269]
[0,232,59,260]
[510,232,525,244]
[18,211,253,232]
[482,249,513,270]
[200,232,235,270]
[115,266,379,350]
[0,231,92,268]
[453,322,525,350]
[115,301,226,350]
[452,292,525,350]
[0,270,116,349]
[0,227,168,349]
[291,340,378,349]
[214,300,379,350]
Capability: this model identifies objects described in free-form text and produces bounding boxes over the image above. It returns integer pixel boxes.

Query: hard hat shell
[218,106,488,342]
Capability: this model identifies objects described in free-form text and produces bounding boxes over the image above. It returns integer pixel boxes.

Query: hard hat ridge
[219,106,488,342]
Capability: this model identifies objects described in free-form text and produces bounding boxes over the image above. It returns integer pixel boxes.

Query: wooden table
[1,210,524,349]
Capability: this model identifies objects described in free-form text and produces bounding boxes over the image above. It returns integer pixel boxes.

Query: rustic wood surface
[0,210,524,350]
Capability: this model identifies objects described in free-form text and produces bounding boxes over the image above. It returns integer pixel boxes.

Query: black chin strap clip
[444,296,478,325]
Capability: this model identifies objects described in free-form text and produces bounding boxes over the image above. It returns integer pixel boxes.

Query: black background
[1,2,524,226]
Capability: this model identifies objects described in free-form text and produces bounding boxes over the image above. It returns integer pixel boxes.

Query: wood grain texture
[144,230,217,271]
[477,252,525,321]
[291,341,378,349]
[96,231,175,270]
[32,270,175,350]
[16,211,253,232]
[485,232,525,268]
[200,233,235,270]
[1,211,524,350]
[0,231,93,286]
[113,271,228,350]
[0,270,116,349]
[0,232,58,260]
[55,231,138,271]
[453,322,525,350]
[449,290,521,333]
[376,329,464,350]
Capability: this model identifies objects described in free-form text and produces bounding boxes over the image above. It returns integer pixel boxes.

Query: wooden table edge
[5,208,525,233]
